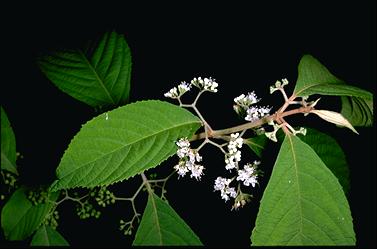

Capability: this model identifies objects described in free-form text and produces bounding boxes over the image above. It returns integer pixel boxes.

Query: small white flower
[176,138,190,148]
[190,165,204,180]
[191,77,218,92]
[214,177,237,202]
[234,92,259,108]
[236,163,259,187]
[174,161,189,178]
[214,177,231,191]
[174,137,205,181]
[164,87,179,98]
[177,81,191,95]
[245,106,271,122]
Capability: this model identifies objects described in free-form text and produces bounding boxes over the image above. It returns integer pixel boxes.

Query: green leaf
[38,31,132,108]
[30,225,69,246]
[133,193,202,246]
[341,96,373,127]
[293,55,373,126]
[251,135,355,246]
[299,128,349,194]
[51,100,201,191]
[1,187,59,241]
[245,135,268,158]
[1,107,17,175]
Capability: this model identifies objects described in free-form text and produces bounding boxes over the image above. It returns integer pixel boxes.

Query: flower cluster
[237,161,260,187]
[214,133,261,209]
[233,92,271,122]
[225,133,243,171]
[173,138,204,180]
[191,77,218,92]
[214,177,237,201]
[164,77,218,99]
[164,81,191,98]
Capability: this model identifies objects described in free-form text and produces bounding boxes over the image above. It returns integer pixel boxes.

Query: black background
[1,1,375,248]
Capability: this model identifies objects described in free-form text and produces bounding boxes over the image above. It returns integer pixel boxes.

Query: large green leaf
[38,31,132,108]
[293,55,373,126]
[251,135,355,246]
[1,107,17,175]
[50,100,201,191]
[30,225,69,246]
[1,188,59,241]
[133,193,202,246]
[299,128,349,193]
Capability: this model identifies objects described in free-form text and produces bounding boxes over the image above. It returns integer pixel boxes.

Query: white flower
[214,177,231,191]
[176,138,190,148]
[164,87,179,98]
[164,81,191,99]
[190,165,204,180]
[234,92,259,107]
[191,77,218,93]
[214,177,237,202]
[236,162,259,187]
[224,133,243,171]
[177,81,191,95]
[245,106,271,122]
[174,161,189,178]
[174,137,204,181]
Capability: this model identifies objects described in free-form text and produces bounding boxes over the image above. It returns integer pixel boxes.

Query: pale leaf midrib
[150,195,163,245]
[41,226,51,245]
[77,49,115,104]
[245,140,264,149]
[59,120,200,178]
[287,135,306,245]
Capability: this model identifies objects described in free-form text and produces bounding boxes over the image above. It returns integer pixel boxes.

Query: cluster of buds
[1,171,18,202]
[164,77,218,99]
[44,210,60,230]
[233,92,271,122]
[92,187,116,207]
[76,200,101,219]
[270,78,289,94]
[27,187,50,206]
[173,138,204,180]
[214,133,261,210]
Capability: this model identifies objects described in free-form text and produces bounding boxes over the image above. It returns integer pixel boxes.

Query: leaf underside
[1,107,18,174]
[293,55,373,127]
[1,188,59,241]
[51,100,201,191]
[341,96,373,127]
[251,135,355,246]
[30,225,69,246]
[133,193,202,246]
[38,31,132,108]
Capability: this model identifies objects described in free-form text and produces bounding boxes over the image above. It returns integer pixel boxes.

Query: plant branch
[190,106,313,141]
